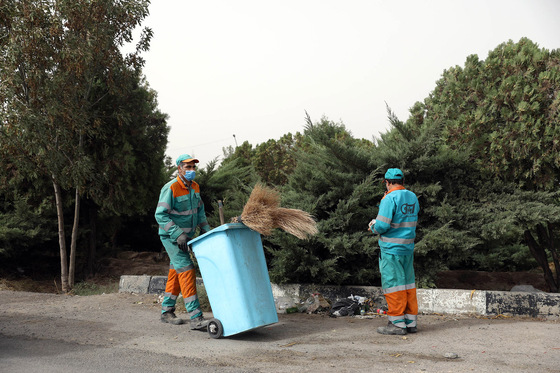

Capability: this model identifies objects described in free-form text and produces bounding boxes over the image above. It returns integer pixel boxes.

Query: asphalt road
[1,290,559,372]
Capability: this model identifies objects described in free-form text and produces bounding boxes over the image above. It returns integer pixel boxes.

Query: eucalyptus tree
[0,0,155,291]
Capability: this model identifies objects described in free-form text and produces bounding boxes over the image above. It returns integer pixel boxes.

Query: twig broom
[232,184,318,239]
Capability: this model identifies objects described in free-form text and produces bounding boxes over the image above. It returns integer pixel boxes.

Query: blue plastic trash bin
[188,223,278,338]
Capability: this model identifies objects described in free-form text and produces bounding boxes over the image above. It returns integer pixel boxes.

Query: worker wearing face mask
[155,154,211,329]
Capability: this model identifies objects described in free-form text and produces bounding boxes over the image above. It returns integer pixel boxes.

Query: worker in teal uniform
[155,154,211,329]
[369,168,419,335]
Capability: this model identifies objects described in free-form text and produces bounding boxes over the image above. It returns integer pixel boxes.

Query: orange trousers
[160,237,202,319]
[380,252,418,328]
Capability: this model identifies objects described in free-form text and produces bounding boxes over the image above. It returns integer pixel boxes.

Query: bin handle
[218,200,225,225]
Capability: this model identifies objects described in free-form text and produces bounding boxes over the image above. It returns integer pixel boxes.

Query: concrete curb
[119,275,560,318]
[118,275,203,294]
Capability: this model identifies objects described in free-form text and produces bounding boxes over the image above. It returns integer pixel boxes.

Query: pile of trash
[275,293,331,314]
[329,295,387,317]
[275,293,388,317]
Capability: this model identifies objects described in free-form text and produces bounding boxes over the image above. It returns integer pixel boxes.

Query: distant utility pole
[233,134,238,148]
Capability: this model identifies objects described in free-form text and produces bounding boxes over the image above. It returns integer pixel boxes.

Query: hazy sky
[134,0,560,167]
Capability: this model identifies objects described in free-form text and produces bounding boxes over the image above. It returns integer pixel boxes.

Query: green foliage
[252,133,300,186]
[0,1,167,282]
[472,244,536,272]
[0,193,57,258]
[0,0,153,189]
[85,78,169,216]
[222,133,303,187]
[265,117,380,285]
[417,38,560,190]
[263,100,560,287]
[369,106,486,285]
[196,157,259,228]
[2,28,559,292]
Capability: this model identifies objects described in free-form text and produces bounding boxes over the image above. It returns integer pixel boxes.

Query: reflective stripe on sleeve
[391,221,417,228]
[157,202,171,212]
[376,215,392,224]
[161,226,193,234]
[163,221,175,232]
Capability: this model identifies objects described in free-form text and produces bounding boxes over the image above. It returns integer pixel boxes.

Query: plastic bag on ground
[305,293,330,314]
[329,297,360,317]
[275,296,297,313]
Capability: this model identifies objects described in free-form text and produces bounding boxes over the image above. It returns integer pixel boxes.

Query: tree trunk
[52,177,69,293]
[545,222,560,282]
[524,225,558,293]
[87,203,97,277]
[69,187,80,287]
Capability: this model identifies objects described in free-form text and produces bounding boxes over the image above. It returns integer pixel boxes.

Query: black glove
[177,234,188,251]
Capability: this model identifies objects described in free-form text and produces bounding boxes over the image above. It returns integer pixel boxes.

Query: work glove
[177,234,189,252]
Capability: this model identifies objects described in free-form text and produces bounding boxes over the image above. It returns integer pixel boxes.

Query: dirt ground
[1,290,559,372]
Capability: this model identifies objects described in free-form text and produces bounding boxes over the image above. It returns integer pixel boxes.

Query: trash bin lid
[187,223,247,246]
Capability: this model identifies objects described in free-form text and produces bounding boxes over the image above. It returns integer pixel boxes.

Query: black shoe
[190,315,209,330]
[161,312,185,325]
[377,322,407,335]
[406,326,417,333]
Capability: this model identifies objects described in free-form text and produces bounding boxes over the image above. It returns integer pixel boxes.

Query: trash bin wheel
[208,319,223,339]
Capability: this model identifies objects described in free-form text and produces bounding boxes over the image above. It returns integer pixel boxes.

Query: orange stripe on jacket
[170,177,201,198]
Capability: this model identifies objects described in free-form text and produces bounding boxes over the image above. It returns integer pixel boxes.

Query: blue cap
[384,168,404,180]
[176,154,199,166]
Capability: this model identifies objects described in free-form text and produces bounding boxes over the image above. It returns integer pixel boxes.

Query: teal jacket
[370,186,419,255]
[155,176,211,241]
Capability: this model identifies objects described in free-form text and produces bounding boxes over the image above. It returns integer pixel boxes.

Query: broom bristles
[246,183,280,209]
[232,183,318,239]
[239,202,275,236]
[272,208,318,240]
[231,184,279,236]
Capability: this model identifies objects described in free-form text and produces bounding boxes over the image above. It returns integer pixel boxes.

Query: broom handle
[218,200,225,225]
